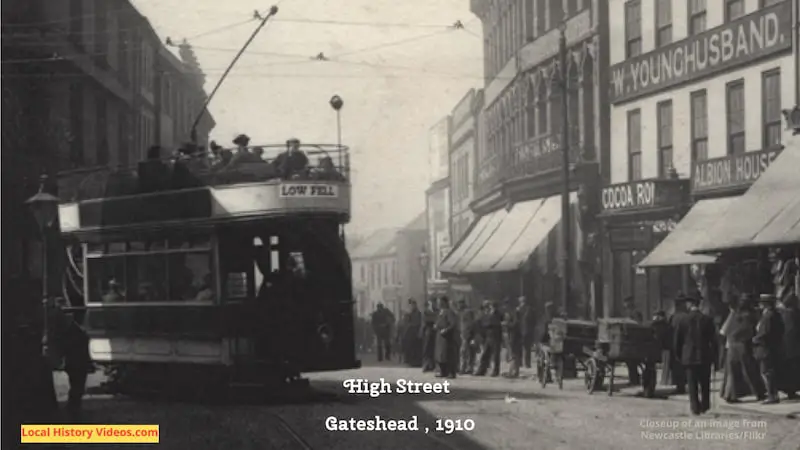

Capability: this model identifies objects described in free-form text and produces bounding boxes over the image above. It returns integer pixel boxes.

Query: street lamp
[418,246,430,302]
[25,174,60,356]
[329,94,344,173]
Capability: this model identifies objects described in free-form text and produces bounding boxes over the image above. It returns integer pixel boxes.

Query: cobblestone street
[50,360,800,450]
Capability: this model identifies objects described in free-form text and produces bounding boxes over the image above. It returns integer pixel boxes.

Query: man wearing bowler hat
[673,296,717,415]
[753,293,785,404]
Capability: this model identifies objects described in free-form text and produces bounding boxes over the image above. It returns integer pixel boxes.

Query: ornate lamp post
[329,94,345,172]
[25,174,60,356]
[418,245,430,302]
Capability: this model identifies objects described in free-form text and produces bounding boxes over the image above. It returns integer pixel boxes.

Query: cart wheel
[585,358,605,393]
[537,352,548,388]
[554,355,564,390]
[641,363,656,398]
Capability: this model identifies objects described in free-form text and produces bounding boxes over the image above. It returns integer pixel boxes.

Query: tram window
[107,242,127,253]
[127,255,168,302]
[86,243,105,255]
[288,252,306,277]
[270,236,279,245]
[87,256,126,303]
[146,240,167,251]
[168,236,211,250]
[128,241,147,251]
[167,253,213,301]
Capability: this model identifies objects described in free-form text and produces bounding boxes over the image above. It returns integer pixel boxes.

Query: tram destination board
[279,183,339,198]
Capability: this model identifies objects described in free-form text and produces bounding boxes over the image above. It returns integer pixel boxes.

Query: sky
[132,0,484,237]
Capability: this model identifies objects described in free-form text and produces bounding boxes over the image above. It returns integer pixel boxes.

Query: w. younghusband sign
[609,2,792,104]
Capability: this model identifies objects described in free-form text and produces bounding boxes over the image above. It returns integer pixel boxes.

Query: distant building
[441,1,605,318]
[1,0,214,293]
[425,117,451,297]
[351,213,427,319]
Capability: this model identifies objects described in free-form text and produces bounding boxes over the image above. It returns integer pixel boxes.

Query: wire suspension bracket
[190,5,279,144]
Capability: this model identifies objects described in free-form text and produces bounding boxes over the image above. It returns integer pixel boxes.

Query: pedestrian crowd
[367,291,799,417]
[369,296,541,380]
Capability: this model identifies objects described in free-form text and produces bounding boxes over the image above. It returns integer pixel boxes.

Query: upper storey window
[625,1,642,59]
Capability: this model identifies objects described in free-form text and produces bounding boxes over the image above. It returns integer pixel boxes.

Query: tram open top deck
[56,143,351,236]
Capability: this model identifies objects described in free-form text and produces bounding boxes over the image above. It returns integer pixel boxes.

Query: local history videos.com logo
[21,425,159,444]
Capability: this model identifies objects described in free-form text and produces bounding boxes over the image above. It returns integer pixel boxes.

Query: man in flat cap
[673,296,717,415]
[753,293,785,404]
[273,137,309,180]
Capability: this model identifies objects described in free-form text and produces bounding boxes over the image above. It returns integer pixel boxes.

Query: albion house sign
[609,2,792,104]
[692,147,782,194]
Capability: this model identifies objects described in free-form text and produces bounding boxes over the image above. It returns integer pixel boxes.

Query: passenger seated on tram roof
[273,138,309,180]
[312,156,345,181]
[138,145,171,193]
[102,278,125,303]
[171,142,206,189]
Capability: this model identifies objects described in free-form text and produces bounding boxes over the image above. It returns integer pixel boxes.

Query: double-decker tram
[56,142,359,396]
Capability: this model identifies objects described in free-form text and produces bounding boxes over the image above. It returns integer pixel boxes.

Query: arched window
[537,70,549,136]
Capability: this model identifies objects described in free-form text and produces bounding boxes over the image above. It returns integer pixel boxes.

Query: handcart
[537,319,598,390]
[584,318,660,398]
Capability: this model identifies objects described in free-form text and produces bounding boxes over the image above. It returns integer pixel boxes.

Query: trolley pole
[559,26,572,318]
[190,5,279,143]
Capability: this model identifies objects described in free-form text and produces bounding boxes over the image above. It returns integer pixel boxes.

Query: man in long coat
[668,295,689,394]
[434,296,458,379]
[518,297,536,369]
[753,294,785,404]
[503,300,522,378]
[673,296,718,415]
[402,299,423,367]
[420,299,438,372]
[371,303,394,362]
[457,299,477,375]
[475,301,503,377]
[778,294,800,399]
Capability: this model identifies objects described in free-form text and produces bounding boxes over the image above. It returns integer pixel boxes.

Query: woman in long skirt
[720,301,765,403]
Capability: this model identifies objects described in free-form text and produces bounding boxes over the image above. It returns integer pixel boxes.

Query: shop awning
[462,199,545,273]
[439,208,508,274]
[490,192,577,272]
[691,143,800,253]
[638,197,737,268]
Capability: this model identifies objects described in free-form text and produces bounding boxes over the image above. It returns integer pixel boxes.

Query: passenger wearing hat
[232,133,250,148]
[434,296,458,378]
[102,278,124,303]
[673,296,718,415]
[273,137,309,180]
[753,293,785,404]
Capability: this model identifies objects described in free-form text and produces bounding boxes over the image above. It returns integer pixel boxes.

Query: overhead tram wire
[189,5,280,143]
